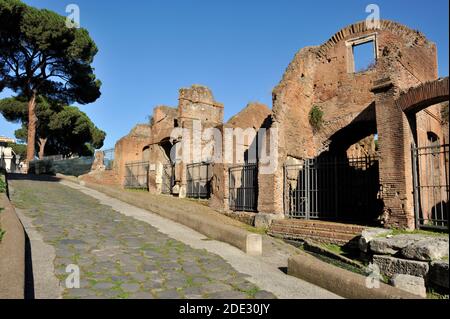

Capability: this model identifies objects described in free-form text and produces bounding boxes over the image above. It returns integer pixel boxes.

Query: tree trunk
[38,137,47,160]
[26,91,37,165]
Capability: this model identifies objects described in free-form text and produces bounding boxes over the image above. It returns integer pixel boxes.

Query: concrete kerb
[56,174,262,256]
[0,192,26,299]
[288,253,422,299]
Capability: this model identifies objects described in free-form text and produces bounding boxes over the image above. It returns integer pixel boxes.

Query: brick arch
[396,77,449,114]
[316,20,430,59]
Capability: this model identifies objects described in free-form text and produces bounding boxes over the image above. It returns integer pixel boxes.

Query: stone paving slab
[9,178,274,299]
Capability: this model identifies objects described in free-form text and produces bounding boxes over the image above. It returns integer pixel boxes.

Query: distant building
[0,136,19,173]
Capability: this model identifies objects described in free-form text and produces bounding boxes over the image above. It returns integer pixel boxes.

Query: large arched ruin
[260,20,447,230]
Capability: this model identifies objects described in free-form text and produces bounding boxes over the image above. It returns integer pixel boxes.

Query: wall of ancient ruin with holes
[208,102,271,212]
[259,20,442,229]
[104,21,446,230]
[113,124,152,186]
[112,85,225,194]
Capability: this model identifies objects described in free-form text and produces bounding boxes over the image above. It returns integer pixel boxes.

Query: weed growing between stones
[309,105,324,132]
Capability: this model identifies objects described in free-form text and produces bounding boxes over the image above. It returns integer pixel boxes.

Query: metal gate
[229,163,258,212]
[162,163,174,195]
[187,162,212,199]
[284,156,381,221]
[124,161,149,189]
[412,144,449,230]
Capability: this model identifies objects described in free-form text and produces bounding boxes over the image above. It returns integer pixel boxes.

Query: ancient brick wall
[178,85,224,127]
[114,85,225,195]
[114,124,152,185]
[209,103,271,212]
[108,21,445,230]
[267,20,440,228]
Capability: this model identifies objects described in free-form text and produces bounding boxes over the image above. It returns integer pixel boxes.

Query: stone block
[246,233,262,256]
[429,260,449,289]
[359,228,392,253]
[369,234,423,255]
[390,274,427,298]
[372,255,429,278]
[254,213,284,228]
[401,238,449,261]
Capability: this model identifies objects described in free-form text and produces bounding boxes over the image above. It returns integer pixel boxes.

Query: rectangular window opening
[352,40,376,73]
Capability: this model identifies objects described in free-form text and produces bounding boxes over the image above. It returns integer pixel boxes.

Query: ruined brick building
[90,20,449,234]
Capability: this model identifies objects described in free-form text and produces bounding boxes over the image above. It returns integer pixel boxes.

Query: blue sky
[1,0,448,149]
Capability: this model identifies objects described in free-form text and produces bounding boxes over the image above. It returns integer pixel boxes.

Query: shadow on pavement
[24,233,35,300]
[7,173,62,183]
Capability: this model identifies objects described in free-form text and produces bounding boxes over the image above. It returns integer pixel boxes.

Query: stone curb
[0,192,26,299]
[56,174,262,256]
[288,253,423,299]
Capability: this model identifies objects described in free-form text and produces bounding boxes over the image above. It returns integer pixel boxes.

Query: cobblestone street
[9,177,276,299]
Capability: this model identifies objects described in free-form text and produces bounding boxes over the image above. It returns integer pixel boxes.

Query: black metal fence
[103,148,115,170]
[187,162,211,199]
[229,163,258,212]
[284,156,381,222]
[124,161,149,189]
[412,144,449,230]
[162,164,174,195]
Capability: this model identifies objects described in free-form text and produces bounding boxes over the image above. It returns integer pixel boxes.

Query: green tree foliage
[7,141,26,159]
[0,0,101,162]
[0,96,105,158]
[0,174,6,193]
[47,105,106,157]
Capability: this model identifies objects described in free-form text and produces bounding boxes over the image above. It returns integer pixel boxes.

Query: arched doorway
[398,78,449,230]
[284,118,382,225]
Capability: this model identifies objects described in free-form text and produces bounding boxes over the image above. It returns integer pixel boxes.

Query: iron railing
[284,156,381,222]
[412,144,449,230]
[124,160,149,189]
[187,162,212,199]
[229,163,258,212]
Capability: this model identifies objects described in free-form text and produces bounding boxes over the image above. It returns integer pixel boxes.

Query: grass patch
[72,253,81,264]
[230,281,261,298]
[377,228,448,238]
[289,241,374,279]
[243,225,268,235]
[117,292,130,299]
[125,188,149,193]
[88,279,99,286]
[321,243,344,255]
[185,276,197,288]
[0,228,5,242]
[427,287,450,300]
[0,175,6,193]
[308,251,369,276]
[185,198,209,206]
[242,286,261,298]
